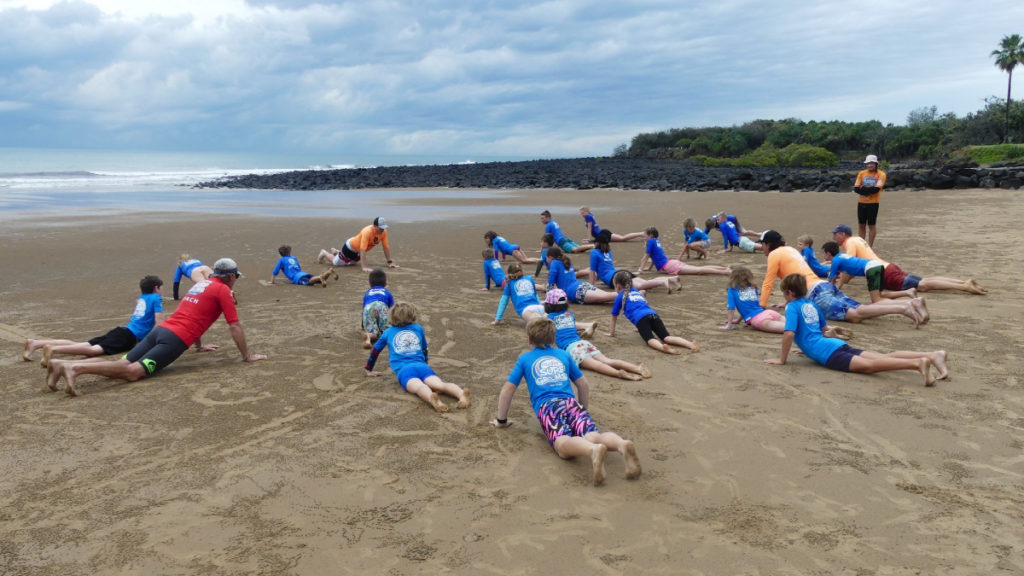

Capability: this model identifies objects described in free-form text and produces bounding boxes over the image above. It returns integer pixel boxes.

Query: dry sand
[1,187,1022,575]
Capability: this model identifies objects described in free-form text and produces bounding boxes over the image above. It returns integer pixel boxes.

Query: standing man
[319,216,399,273]
[853,154,886,247]
[46,258,267,396]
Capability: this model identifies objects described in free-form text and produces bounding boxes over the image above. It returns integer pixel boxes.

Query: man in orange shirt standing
[853,154,886,247]
[319,217,400,273]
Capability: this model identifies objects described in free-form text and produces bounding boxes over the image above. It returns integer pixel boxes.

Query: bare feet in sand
[639,364,652,379]
[456,388,470,409]
[591,444,608,486]
[618,370,642,381]
[918,358,936,387]
[41,345,54,368]
[667,277,682,295]
[966,279,987,295]
[429,392,449,413]
[581,323,597,340]
[912,297,929,325]
[362,334,372,349]
[931,350,949,381]
[45,359,64,391]
[622,440,642,480]
[661,346,681,355]
[22,339,36,362]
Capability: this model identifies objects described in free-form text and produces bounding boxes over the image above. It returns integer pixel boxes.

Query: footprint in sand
[313,373,341,391]
[439,317,457,356]
[191,384,271,406]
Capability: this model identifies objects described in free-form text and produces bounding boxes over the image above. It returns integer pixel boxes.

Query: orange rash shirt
[841,236,887,265]
[854,168,886,204]
[760,246,824,307]
[347,225,389,253]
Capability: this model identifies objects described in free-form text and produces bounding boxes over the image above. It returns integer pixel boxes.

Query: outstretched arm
[765,331,794,365]
[490,381,517,427]
[228,321,266,361]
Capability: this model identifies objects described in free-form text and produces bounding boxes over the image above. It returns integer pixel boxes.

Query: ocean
[0,147,540,224]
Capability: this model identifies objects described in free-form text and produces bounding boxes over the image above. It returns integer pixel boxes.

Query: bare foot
[23,339,36,362]
[41,345,54,368]
[45,359,64,391]
[913,297,930,324]
[618,370,642,381]
[581,323,596,340]
[456,388,470,409]
[967,279,987,295]
[931,350,949,381]
[622,440,642,480]
[687,340,700,353]
[918,358,935,387]
[61,363,80,396]
[330,269,339,281]
[591,444,608,486]
[638,363,652,379]
[661,345,681,355]
[362,334,372,349]
[667,277,682,295]
[429,392,449,413]
[906,303,922,329]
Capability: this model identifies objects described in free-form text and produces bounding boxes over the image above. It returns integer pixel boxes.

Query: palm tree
[991,34,1024,143]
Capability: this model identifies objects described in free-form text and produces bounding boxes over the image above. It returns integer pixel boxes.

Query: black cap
[760,230,783,244]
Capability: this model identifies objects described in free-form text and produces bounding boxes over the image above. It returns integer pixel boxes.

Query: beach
[2,186,1023,575]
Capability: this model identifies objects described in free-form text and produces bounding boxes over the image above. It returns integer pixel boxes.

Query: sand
[2,187,1023,575]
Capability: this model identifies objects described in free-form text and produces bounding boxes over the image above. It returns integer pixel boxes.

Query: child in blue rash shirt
[796,235,830,278]
[819,241,914,304]
[682,217,711,259]
[361,268,395,349]
[490,317,642,487]
[365,302,469,412]
[493,262,546,325]
[588,230,680,293]
[481,248,506,291]
[271,245,337,287]
[546,245,617,304]
[721,267,853,338]
[608,270,699,355]
[764,274,949,386]
[172,253,214,300]
[637,227,731,277]
[544,289,650,381]
[705,214,759,253]
[484,230,538,264]
[540,209,593,254]
[24,276,166,366]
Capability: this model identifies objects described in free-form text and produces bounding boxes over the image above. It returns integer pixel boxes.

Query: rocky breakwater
[196,158,1024,192]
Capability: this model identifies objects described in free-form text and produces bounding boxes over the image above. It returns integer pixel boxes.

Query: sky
[1,0,1023,160]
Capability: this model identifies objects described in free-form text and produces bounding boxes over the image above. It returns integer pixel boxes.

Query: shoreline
[3,187,1023,574]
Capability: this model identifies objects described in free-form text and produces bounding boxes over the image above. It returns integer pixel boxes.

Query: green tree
[991,34,1024,143]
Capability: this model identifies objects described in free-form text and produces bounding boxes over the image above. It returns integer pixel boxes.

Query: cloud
[1,0,1023,157]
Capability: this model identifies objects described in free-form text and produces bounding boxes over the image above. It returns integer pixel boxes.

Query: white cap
[864,154,879,164]
[374,217,389,229]
[212,257,243,278]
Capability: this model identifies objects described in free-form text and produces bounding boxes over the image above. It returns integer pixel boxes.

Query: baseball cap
[830,224,853,235]
[373,217,389,229]
[212,257,243,278]
[544,288,568,305]
[864,154,879,164]
[760,230,782,244]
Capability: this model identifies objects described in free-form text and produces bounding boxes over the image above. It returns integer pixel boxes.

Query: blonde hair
[179,253,191,262]
[683,217,696,230]
[506,262,523,279]
[728,266,755,289]
[390,302,418,326]
[796,234,814,247]
[579,205,591,213]
[526,317,556,347]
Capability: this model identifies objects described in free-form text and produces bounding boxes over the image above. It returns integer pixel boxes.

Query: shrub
[954,144,1024,164]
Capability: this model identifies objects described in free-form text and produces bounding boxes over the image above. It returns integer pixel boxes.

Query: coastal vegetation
[622,34,1024,168]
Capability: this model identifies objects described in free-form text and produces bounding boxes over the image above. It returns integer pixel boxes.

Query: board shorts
[521,304,545,319]
[864,262,884,292]
[659,259,685,275]
[809,281,861,322]
[857,202,880,226]
[691,238,711,249]
[565,339,601,365]
[572,282,598,304]
[738,236,756,252]
[635,313,670,342]
[883,263,922,291]
[824,344,865,372]
[536,397,599,447]
[557,237,581,253]
[748,309,782,330]
[88,326,139,355]
[332,242,361,266]
[294,273,314,286]
[362,301,391,336]
[395,363,437,390]
[125,326,189,376]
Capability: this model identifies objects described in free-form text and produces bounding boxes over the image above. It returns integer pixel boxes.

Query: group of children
[21,205,981,488]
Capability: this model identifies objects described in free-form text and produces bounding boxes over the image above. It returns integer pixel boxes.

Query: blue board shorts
[809,282,861,322]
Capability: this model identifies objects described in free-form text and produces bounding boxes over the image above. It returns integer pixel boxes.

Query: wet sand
[2,187,1022,574]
